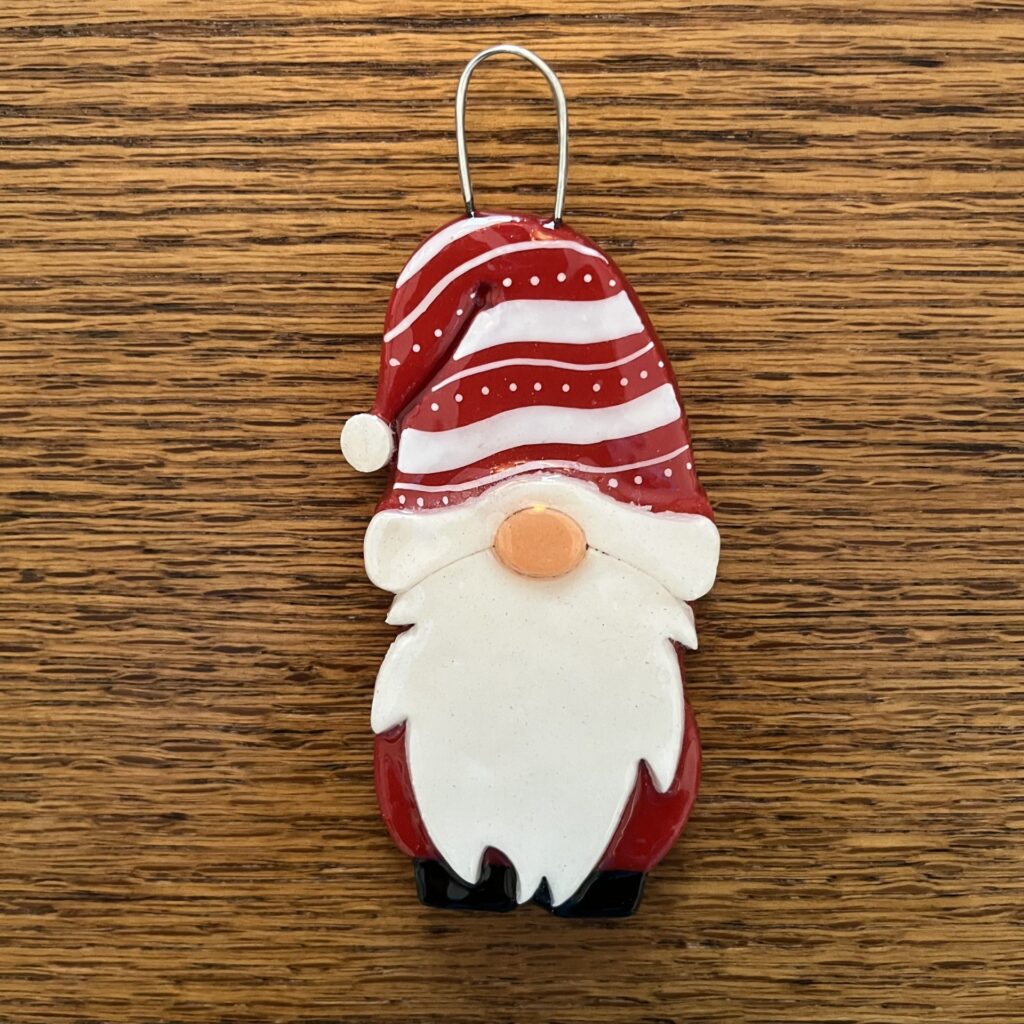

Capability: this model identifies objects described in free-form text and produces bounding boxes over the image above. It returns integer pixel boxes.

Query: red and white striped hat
[342,213,719,600]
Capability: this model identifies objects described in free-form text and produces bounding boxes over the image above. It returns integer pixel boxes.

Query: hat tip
[341,413,394,473]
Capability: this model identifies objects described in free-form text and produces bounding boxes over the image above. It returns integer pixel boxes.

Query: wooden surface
[1,1,1022,1021]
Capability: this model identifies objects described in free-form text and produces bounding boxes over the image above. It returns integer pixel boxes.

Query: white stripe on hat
[395,215,516,287]
[383,240,608,343]
[397,383,680,476]
[394,442,691,493]
[430,341,654,393]
[453,292,643,361]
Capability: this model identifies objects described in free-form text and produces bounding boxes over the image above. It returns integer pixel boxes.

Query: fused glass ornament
[341,46,719,916]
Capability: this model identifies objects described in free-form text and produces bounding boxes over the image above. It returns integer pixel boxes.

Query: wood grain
[1,1,1022,1021]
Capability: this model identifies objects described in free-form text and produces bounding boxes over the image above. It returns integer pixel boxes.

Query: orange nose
[493,507,587,579]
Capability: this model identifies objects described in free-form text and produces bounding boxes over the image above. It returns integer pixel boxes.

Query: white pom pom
[341,413,393,473]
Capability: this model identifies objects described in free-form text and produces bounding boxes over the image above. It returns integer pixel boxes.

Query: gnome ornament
[341,46,719,917]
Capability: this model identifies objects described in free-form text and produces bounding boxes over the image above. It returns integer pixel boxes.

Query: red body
[375,655,701,875]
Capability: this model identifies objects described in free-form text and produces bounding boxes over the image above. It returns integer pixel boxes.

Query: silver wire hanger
[455,45,569,226]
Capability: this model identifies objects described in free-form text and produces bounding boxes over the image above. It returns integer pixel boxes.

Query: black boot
[413,858,518,912]
[543,870,647,918]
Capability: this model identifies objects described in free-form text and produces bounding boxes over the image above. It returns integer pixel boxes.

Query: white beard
[371,548,698,907]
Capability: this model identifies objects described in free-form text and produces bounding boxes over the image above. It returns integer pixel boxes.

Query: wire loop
[456,45,569,225]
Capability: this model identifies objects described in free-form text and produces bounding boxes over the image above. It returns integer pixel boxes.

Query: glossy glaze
[368,213,713,520]
[492,506,586,578]
[343,211,718,914]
